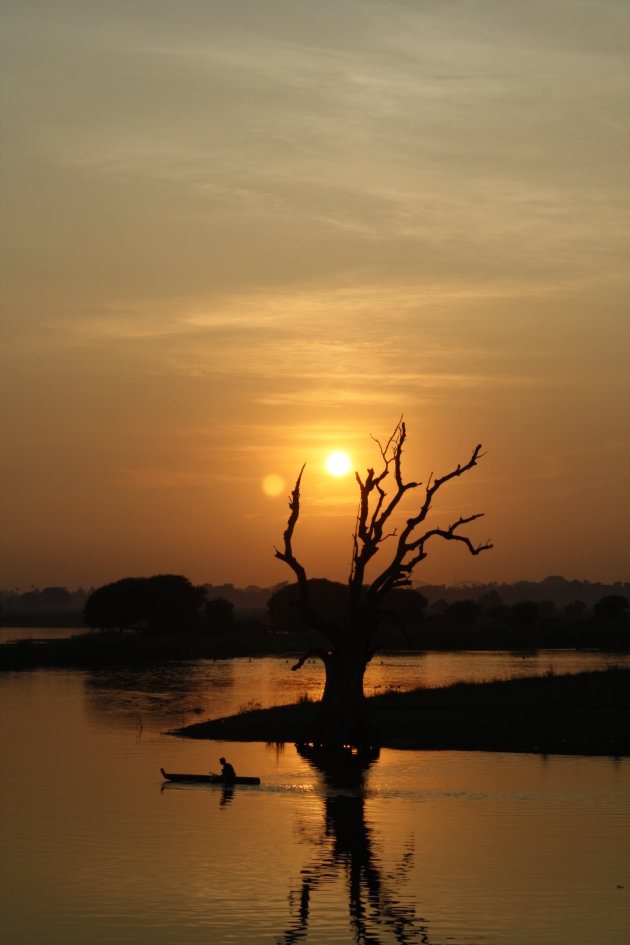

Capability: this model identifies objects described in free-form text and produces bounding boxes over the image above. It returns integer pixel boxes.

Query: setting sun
[326,452,352,476]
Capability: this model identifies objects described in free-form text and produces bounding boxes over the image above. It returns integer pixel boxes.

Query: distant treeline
[267,579,629,652]
[203,576,630,613]
[1,585,89,624]
[416,575,630,609]
[2,574,629,637]
[1,572,628,671]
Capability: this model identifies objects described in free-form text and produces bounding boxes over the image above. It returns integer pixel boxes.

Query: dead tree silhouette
[275,418,492,749]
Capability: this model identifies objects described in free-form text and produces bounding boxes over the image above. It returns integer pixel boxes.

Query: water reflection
[82,662,235,731]
[280,748,431,944]
[77,652,630,736]
[220,786,235,807]
[161,780,236,807]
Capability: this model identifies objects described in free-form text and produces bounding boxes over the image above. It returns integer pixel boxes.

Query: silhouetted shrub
[508,601,540,625]
[429,598,449,615]
[203,596,234,631]
[538,600,556,619]
[477,590,502,612]
[564,599,587,618]
[445,599,482,623]
[84,575,206,632]
[594,595,629,621]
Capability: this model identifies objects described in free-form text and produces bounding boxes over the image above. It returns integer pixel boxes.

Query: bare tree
[275,419,492,748]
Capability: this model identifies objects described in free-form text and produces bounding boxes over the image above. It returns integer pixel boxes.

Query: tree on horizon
[275,418,492,749]
[83,574,206,632]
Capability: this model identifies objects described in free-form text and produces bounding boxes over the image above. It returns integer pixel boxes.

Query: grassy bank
[174,668,630,756]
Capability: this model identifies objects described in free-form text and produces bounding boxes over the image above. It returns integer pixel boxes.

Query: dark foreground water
[1,652,629,944]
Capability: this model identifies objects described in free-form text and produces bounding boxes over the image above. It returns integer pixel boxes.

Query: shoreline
[172,668,630,757]
[1,622,628,672]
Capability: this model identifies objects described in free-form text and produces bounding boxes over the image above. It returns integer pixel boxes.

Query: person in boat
[219,756,236,783]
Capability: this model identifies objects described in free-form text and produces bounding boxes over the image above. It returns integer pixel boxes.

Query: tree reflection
[279,747,431,944]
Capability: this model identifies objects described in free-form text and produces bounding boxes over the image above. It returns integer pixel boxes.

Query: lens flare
[262,474,285,496]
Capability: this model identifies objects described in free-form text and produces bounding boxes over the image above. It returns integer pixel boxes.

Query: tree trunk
[307,645,375,748]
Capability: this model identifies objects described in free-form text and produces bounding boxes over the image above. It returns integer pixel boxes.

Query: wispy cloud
[25,0,627,288]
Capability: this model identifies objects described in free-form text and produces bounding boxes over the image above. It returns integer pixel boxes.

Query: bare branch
[408,443,485,532]
[291,648,330,672]
[367,442,491,602]
[274,464,307,581]
[407,513,489,551]
[349,419,419,599]
[274,466,317,622]
[274,466,334,639]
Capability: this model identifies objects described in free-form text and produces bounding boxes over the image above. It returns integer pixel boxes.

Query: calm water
[1,652,629,944]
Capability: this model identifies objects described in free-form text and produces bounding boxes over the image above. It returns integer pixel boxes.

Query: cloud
[16,0,625,290]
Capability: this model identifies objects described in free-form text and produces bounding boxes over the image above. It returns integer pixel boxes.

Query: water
[1,655,629,944]
[84,648,630,732]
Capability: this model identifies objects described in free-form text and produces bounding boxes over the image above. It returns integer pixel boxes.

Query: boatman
[219,756,236,784]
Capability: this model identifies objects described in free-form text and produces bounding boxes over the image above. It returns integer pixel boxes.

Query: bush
[594,595,629,621]
[84,575,206,632]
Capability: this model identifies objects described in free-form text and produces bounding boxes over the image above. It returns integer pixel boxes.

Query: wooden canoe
[160,768,260,785]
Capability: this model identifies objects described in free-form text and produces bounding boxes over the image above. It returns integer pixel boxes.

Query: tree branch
[274,465,332,638]
[367,442,491,602]
[349,419,418,602]
[291,648,330,672]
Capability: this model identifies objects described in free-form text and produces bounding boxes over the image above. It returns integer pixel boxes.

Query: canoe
[160,768,260,785]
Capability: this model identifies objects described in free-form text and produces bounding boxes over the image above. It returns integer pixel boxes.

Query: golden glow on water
[1,665,630,944]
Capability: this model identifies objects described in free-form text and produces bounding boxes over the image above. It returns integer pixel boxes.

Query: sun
[326,451,351,477]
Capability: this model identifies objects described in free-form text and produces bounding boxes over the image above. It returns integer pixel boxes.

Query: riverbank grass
[174,667,630,756]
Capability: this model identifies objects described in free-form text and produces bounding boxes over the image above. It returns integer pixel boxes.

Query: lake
[1,649,629,944]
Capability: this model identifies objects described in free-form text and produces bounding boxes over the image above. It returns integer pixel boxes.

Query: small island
[174,667,630,757]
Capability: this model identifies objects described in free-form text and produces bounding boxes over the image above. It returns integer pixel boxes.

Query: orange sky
[1,1,629,591]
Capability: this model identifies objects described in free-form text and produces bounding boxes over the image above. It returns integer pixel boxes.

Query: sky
[1,0,629,592]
